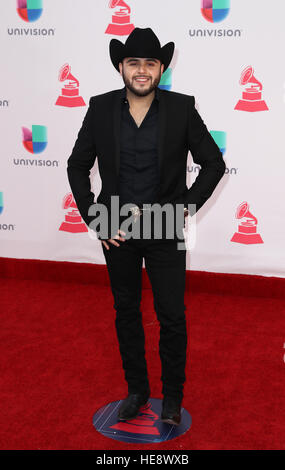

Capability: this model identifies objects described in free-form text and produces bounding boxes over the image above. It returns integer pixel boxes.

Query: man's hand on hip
[101,229,126,250]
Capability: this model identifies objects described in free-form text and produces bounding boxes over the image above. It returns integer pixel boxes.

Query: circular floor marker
[92,397,192,443]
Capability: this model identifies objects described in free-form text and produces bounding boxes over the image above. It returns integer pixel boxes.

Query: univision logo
[158,68,172,91]
[17,0,43,22]
[7,0,55,37]
[9,0,55,36]
[201,0,230,23]
[0,192,15,231]
[0,192,3,215]
[209,131,237,175]
[14,125,58,166]
[22,125,47,153]
[0,99,9,107]
[211,130,226,155]
[189,0,242,38]
[187,130,236,175]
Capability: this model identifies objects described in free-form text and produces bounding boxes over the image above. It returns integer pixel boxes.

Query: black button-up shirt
[118,86,160,208]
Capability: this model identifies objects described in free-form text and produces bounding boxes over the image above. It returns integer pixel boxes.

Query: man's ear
[161,62,165,74]
[119,62,123,75]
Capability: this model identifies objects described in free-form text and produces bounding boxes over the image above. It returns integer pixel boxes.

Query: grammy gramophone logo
[231,201,263,245]
[109,402,160,435]
[59,193,88,233]
[55,64,85,108]
[235,66,268,112]
[105,0,135,36]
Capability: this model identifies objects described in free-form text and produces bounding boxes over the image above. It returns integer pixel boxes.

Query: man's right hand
[101,229,126,250]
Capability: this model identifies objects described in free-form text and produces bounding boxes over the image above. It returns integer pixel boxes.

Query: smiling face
[119,57,164,97]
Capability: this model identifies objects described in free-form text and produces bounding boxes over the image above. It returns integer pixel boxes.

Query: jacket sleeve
[183,96,226,216]
[67,97,99,232]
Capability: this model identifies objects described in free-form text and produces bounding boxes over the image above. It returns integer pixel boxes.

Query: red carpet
[0,257,284,449]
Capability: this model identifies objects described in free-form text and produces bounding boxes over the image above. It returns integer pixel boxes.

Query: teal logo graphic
[17,0,43,22]
[158,68,172,91]
[210,130,226,155]
[22,125,47,154]
[0,192,3,214]
[201,0,230,23]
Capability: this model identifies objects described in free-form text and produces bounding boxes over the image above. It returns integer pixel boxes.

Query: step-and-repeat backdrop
[1,0,284,277]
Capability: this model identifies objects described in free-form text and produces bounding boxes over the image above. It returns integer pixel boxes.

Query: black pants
[101,233,187,402]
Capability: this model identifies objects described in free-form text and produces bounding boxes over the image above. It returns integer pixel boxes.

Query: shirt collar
[121,85,160,104]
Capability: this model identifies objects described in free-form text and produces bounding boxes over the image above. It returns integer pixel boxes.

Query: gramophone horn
[58,63,79,87]
[236,202,257,224]
[239,65,262,90]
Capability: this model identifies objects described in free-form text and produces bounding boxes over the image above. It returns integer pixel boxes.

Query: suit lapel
[112,86,167,183]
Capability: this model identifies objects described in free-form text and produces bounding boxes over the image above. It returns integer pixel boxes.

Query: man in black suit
[67,27,226,425]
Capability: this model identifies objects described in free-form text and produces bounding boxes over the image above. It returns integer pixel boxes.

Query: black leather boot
[161,396,182,426]
[118,391,150,421]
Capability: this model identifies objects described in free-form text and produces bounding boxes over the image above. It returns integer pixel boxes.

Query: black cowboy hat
[109,27,175,72]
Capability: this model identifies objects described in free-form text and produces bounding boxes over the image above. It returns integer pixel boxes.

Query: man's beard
[122,69,162,97]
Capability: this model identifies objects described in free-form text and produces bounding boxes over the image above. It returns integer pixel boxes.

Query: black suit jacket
[67,86,226,238]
